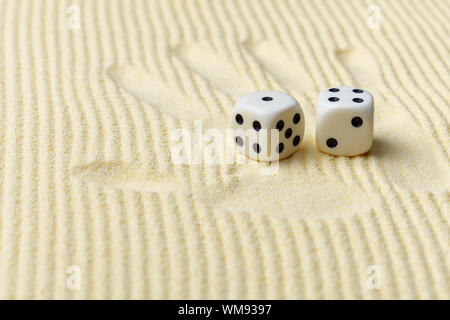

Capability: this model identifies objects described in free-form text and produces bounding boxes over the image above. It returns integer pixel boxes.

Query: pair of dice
[231,87,374,161]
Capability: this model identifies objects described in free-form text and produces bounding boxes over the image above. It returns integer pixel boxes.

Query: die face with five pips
[316,86,374,156]
[231,90,305,161]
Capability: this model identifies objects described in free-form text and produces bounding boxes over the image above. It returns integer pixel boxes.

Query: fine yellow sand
[0,0,448,299]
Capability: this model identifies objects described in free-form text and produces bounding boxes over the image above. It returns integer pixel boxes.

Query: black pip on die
[231,90,305,161]
[316,86,374,156]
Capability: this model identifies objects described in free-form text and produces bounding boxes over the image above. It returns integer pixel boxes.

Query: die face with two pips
[316,86,374,156]
[231,90,305,161]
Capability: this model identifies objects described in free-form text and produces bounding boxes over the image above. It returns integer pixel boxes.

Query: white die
[231,90,305,161]
[316,86,374,156]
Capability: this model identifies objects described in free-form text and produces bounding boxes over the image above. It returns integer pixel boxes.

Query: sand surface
[0,0,448,299]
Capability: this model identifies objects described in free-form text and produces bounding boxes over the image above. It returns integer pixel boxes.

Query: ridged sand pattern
[0,0,448,299]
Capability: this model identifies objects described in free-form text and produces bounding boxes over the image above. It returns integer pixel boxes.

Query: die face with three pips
[316,86,374,156]
[231,90,305,161]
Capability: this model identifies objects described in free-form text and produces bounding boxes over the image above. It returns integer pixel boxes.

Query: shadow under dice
[231,90,305,161]
[316,86,374,156]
